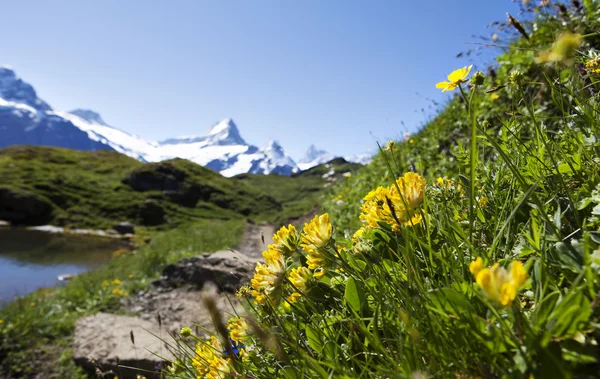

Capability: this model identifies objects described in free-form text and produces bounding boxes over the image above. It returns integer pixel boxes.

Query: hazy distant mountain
[297,145,335,171]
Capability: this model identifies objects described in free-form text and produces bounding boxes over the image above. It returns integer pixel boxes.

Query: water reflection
[0,228,127,304]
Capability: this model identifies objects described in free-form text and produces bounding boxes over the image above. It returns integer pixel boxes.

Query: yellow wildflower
[586,56,600,74]
[360,186,391,229]
[250,245,286,304]
[101,280,110,287]
[302,214,333,248]
[360,172,426,230]
[352,226,366,243]
[236,285,251,298]
[288,266,312,293]
[304,245,328,275]
[227,316,250,343]
[273,224,300,256]
[112,288,125,296]
[537,32,582,64]
[478,196,489,208]
[490,93,500,100]
[112,279,122,286]
[192,336,231,379]
[472,259,527,307]
[0,319,4,324]
[436,65,473,92]
[469,257,484,277]
[285,292,303,307]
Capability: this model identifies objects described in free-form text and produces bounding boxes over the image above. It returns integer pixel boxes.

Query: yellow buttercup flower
[192,336,231,379]
[227,316,250,343]
[273,224,300,256]
[472,259,527,307]
[436,65,473,92]
[302,214,333,248]
[250,245,286,305]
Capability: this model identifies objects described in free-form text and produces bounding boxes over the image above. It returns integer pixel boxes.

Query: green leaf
[428,287,475,316]
[305,325,323,354]
[344,277,368,316]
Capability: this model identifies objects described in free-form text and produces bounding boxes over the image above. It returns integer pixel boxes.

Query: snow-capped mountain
[155,119,298,176]
[297,145,335,171]
[0,66,300,176]
[345,152,373,165]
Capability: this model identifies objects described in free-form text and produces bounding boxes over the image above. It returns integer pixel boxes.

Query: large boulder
[0,187,54,225]
[154,250,256,292]
[73,313,169,379]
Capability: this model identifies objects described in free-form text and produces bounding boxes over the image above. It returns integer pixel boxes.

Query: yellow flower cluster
[248,219,331,305]
[360,172,426,231]
[301,214,334,278]
[227,316,250,343]
[470,257,527,307]
[250,245,286,305]
[286,266,313,306]
[272,224,300,256]
[192,336,231,379]
[301,214,333,249]
[586,56,600,74]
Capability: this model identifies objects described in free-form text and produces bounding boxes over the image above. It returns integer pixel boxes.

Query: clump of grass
[166,3,600,378]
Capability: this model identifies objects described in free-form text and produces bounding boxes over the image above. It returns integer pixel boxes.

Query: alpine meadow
[1,1,600,379]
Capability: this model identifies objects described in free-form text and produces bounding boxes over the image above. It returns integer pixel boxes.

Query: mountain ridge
[0,66,370,175]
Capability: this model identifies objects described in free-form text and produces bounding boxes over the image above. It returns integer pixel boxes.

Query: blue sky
[1,1,519,160]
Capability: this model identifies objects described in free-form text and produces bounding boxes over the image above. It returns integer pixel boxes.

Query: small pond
[0,228,127,305]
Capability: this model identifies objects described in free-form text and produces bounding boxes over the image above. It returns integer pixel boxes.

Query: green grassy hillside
[0,145,280,228]
[234,158,362,225]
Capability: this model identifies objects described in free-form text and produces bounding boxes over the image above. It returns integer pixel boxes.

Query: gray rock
[73,312,170,379]
[113,222,135,235]
[0,220,9,227]
[154,250,257,292]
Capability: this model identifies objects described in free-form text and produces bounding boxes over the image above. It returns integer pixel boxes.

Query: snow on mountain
[345,152,373,165]
[157,120,298,176]
[0,66,355,177]
[58,110,159,162]
[297,144,335,171]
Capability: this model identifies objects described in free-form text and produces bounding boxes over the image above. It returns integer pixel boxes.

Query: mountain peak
[264,139,283,151]
[69,109,108,126]
[0,66,52,112]
[205,118,246,146]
